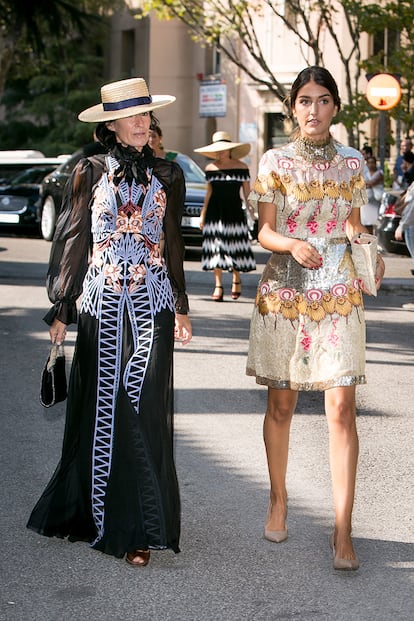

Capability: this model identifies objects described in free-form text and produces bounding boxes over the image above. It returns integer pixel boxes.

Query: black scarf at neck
[110,143,156,187]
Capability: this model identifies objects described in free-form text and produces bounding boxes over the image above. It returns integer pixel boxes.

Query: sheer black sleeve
[155,160,189,315]
[43,158,101,325]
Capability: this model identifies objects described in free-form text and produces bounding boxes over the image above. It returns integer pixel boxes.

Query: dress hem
[246,368,367,391]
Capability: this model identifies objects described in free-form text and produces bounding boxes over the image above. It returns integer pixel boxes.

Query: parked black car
[375,190,409,255]
[0,162,62,233]
[39,149,206,246]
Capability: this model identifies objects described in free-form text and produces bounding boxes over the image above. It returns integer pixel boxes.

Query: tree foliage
[138,0,414,146]
[0,0,124,154]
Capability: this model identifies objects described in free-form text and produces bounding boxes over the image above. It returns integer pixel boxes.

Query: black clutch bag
[40,343,68,408]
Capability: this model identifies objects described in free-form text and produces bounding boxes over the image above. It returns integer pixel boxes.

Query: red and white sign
[366,74,402,111]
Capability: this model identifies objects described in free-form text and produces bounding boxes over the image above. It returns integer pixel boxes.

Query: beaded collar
[294,136,337,163]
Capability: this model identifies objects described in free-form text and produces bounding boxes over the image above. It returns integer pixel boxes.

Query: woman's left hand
[375,253,385,290]
[174,314,192,345]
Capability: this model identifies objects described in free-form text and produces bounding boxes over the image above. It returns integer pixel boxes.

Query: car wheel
[41,196,56,241]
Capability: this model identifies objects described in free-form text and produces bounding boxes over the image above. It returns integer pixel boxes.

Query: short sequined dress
[246,139,368,391]
[202,168,256,272]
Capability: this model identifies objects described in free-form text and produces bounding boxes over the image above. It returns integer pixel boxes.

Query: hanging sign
[366,74,402,111]
[199,80,227,117]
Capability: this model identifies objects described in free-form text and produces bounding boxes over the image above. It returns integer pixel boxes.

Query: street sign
[366,73,402,110]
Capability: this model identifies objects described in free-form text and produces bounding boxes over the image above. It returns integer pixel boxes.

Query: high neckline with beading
[294,136,337,163]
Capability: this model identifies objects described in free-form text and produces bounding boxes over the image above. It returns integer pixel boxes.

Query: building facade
[114,3,401,177]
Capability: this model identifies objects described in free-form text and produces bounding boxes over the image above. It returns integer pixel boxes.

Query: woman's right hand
[50,319,67,344]
[290,239,323,269]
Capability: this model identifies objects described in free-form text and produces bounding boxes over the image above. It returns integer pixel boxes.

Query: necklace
[294,136,337,163]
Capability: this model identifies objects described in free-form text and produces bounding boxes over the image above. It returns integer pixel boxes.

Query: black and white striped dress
[202,168,256,272]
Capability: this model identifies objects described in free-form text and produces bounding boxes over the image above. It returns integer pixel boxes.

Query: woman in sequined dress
[27,78,192,567]
[246,67,385,570]
[194,131,256,301]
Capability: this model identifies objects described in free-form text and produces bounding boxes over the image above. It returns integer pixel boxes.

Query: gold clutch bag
[351,233,378,297]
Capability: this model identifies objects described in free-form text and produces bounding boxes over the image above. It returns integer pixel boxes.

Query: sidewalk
[380,252,414,292]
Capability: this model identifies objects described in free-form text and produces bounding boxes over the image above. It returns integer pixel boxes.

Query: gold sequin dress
[246,139,368,391]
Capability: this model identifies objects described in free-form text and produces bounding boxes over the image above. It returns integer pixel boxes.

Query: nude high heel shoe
[264,527,288,543]
[329,532,359,571]
[264,502,288,543]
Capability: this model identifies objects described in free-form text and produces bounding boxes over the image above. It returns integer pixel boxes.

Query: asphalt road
[0,235,413,621]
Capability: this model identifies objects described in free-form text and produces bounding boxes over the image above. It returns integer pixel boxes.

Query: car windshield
[172,153,206,184]
[9,166,57,185]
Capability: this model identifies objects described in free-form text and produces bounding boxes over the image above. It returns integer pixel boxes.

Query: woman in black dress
[27,78,192,567]
[194,132,256,301]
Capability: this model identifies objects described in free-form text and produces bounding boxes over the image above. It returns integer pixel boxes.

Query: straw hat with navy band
[78,77,175,123]
[194,131,250,160]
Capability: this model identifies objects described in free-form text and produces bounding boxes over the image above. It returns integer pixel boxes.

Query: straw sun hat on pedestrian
[194,131,250,160]
[78,77,175,123]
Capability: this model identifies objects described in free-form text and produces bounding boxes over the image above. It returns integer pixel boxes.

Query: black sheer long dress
[27,147,188,558]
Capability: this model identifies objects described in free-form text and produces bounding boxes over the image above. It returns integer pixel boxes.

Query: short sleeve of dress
[43,158,99,326]
[351,157,368,210]
[248,150,285,211]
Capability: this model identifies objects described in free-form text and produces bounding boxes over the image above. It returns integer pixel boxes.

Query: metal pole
[379,110,386,172]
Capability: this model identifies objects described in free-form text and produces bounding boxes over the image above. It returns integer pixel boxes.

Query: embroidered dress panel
[82,156,174,544]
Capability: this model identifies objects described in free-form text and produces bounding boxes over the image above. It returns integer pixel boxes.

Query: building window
[121,29,135,77]
[265,112,288,150]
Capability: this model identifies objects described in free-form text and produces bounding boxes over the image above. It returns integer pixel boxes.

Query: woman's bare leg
[264,388,298,531]
[214,268,222,288]
[325,385,359,561]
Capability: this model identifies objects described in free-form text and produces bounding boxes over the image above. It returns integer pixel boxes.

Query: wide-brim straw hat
[194,131,250,159]
[78,77,175,122]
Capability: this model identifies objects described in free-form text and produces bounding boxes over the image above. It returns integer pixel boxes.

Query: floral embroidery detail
[104,263,123,292]
[277,158,294,170]
[256,283,363,321]
[326,219,336,234]
[306,220,319,235]
[328,319,340,346]
[314,161,331,172]
[260,282,271,296]
[300,327,312,352]
[345,157,361,171]
[128,264,146,292]
[278,288,295,301]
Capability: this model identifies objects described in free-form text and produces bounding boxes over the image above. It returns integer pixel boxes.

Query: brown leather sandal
[126,549,150,567]
[231,281,241,300]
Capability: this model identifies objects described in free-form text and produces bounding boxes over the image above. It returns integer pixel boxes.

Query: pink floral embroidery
[328,332,340,347]
[299,325,312,352]
[278,287,295,301]
[301,335,312,351]
[306,288,323,301]
[260,282,270,296]
[345,157,361,171]
[277,158,294,170]
[328,319,339,346]
[306,220,319,234]
[314,161,331,171]
[286,218,298,234]
[326,219,336,233]
[331,283,347,297]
